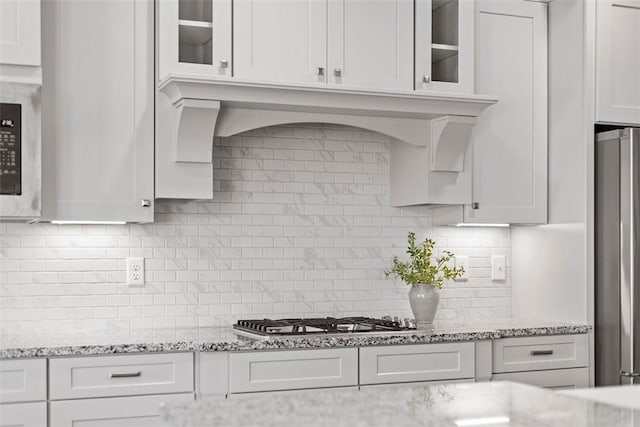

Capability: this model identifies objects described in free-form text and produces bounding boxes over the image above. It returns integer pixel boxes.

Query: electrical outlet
[491,255,506,281]
[126,257,145,287]
[454,256,469,281]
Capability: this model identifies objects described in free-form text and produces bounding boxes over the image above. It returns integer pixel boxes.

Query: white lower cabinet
[359,343,475,385]
[492,334,589,374]
[491,334,590,389]
[360,379,473,389]
[492,368,590,390]
[49,393,194,427]
[0,359,46,403]
[0,402,47,427]
[229,348,358,393]
[49,353,194,400]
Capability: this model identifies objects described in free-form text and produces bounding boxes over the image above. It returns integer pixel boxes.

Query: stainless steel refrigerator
[596,127,640,385]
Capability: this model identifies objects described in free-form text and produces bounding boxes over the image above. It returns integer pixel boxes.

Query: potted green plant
[385,232,464,329]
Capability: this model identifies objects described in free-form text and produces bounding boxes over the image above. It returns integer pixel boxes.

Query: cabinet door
[49,394,194,427]
[0,359,46,403]
[0,402,47,427]
[0,0,40,67]
[158,0,232,80]
[464,0,547,224]
[41,0,154,223]
[327,0,413,90]
[360,343,475,385]
[596,0,640,125]
[415,0,474,94]
[492,368,590,390]
[233,0,327,84]
[229,348,358,393]
[359,379,472,389]
[492,334,589,374]
[49,353,194,400]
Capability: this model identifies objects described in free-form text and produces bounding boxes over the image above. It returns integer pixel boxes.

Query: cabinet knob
[423,74,431,83]
[141,199,151,207]
[220,60,229,68]
[317,67,325,76]
[334,68,342,77]
[471,202,479,210]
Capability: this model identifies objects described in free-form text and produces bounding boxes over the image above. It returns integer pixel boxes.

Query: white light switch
[454,256,469,281]
[491,255,506,281]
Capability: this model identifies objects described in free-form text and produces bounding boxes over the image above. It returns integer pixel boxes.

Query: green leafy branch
[385,232,464,289]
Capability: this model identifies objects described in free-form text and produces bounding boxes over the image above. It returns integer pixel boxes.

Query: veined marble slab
[0,318,590,359]
[162,381,638,427]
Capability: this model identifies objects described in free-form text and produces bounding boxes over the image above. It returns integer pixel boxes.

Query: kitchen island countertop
[0,318,590,359]
[161,381,639,427]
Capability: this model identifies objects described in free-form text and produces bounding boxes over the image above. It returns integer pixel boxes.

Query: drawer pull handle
[109,371,141,378]
[530,350,554,356]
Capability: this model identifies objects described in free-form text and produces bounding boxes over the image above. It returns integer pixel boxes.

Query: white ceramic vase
[408,284,440,330]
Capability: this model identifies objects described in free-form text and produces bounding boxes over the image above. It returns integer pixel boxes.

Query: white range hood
[156,75,498,202]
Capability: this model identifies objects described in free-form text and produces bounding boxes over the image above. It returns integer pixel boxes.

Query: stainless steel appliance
[595,127,640,385]
[0,82,41,221]
[233,317,416,339]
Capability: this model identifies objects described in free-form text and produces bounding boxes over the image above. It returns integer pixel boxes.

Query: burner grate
[234,317,413,336]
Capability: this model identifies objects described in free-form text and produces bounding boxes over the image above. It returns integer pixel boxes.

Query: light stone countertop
[0,318,590,359]
[161,381,639,427]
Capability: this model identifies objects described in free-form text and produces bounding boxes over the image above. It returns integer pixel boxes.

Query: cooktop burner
[234,316,416,337]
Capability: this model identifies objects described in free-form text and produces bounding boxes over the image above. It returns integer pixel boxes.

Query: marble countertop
[560,384,640,410]
[0,318,590,359]
[162,381,639,427]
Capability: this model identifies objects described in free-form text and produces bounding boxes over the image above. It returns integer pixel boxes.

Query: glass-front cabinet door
[158,0,231,80]
[415,0,474,94]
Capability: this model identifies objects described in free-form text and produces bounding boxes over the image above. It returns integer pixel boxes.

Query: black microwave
[0,82,41,221]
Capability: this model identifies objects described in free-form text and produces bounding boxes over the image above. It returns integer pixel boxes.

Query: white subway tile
[0,124,511,333]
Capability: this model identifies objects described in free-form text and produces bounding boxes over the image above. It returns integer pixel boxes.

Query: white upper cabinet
[233,0,413,90]
[327,0,413,90]
[415,0,474,94]
[467,0,547,224]
[0,0,40,67]
[596,0,640,125]
[41,0,154,223]
[158,0,231,80]
[233,0,326,84]
[159,0,474,94]
[433,0,547,224]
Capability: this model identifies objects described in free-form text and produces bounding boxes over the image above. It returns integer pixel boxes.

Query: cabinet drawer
[359,343,475,385]
[49,393,193,427]
[0,401,47,427]
[360,378,473,389]
[0,359,46,403]
[49,353,194,400]
[230,348,358,393]
[492,367,590,389]
[492,334,589,373]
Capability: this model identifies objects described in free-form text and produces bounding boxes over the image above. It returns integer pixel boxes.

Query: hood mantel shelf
[156,75,498,200]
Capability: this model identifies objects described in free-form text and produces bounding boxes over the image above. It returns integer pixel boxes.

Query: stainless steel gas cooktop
[233,316,417,338]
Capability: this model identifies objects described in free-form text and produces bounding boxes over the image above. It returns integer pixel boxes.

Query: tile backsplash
[0,124,511,333]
